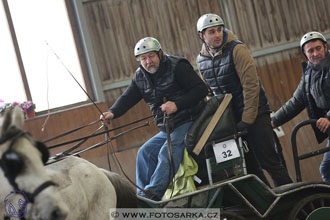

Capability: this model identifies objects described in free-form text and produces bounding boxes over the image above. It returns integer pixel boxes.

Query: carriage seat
[185,95,244,187]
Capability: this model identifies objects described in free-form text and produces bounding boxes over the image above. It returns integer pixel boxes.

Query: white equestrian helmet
[134,37,162,57]
[300,31,327,50]
[197,13,224,33]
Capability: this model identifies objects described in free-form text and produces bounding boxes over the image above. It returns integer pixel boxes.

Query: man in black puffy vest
[100,37,208,200]
[272,32,330,182]
[196,13,292,186]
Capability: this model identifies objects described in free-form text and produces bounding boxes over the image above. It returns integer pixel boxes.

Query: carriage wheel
[288,193,330,220]
[220,211,247,220]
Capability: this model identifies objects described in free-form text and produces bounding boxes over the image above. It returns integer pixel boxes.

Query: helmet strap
[198,31,205,40]
[158,50,164,61]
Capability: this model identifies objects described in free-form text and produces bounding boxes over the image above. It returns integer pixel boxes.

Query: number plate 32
[212,139,240,164]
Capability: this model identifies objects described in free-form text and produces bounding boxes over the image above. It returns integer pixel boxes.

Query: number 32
[222,150,232,158]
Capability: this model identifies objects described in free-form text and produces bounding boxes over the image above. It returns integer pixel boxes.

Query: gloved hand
[236,121,251,132]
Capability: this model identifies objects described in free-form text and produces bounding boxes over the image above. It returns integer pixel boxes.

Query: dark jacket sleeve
[109,80,142,119]
[272,78,306,127]
[173,61,208,110]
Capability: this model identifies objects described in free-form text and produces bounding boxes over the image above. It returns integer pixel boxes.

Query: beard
[146,64,159,74]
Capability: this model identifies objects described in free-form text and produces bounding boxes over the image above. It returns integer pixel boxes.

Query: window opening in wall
[0,2,26,103]
[1,0,88,113]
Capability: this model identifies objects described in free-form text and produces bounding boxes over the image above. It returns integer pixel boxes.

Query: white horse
[0,107,136,220]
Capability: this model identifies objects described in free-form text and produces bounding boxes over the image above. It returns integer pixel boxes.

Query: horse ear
[11,106,25,129]
[1,108,13,137]
[0,106,24,137]
[0,116,4,137]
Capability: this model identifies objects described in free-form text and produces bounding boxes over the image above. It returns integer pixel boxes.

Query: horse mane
[100,169,137,208]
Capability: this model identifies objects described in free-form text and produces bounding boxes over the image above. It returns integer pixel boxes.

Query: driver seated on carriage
[100,37,208,200]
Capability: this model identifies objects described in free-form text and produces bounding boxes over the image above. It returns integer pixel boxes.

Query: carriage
[1,95,330,220]
[137,122,330,219]
[135,94,330,220]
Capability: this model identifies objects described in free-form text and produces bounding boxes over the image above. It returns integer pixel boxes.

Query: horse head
[0,107,68,220]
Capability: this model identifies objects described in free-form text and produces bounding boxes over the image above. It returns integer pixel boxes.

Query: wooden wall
[82,0,226,99]
[24,103,112,168]
[23,102,157,182]
[79,0,330,183]
[83,0,330,89]
[226,0,330,50]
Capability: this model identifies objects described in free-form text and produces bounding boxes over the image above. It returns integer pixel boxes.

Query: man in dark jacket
[196,13,292,186]
[272,31,330,182]
[101,37,208,199]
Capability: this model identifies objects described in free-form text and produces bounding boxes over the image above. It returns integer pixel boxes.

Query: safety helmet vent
[197,13,224,32]
[134,37,162,57]
[300,31,327,49]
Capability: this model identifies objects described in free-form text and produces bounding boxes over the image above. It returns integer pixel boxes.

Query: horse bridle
[0,129,57,204]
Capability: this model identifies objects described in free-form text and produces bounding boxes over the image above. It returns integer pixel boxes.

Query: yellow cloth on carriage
[163,148,198,200]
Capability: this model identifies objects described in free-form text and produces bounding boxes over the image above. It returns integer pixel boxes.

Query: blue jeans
[320,139,330,182]
[136,122,192,199]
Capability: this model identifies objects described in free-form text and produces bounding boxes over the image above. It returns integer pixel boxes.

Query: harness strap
[0,130,27,191]
[0,129,26,145]
[55,124,104,158]
[47,116,154,150]
[0,129,56,205]
[43,119,101,143]
[25,181,57,203]
[163,97,175,199]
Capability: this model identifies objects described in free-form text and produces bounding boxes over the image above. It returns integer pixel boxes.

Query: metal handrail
[291,119,330,182]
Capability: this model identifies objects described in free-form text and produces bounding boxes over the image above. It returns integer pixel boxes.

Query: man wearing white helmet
[196,13,292,186]
[272,31,330,182]
[101,37,208,199]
